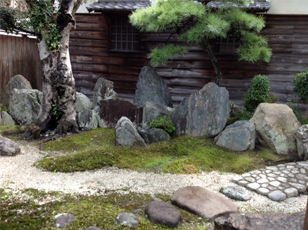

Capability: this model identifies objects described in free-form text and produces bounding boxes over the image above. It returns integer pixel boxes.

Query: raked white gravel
[0,142,306,214]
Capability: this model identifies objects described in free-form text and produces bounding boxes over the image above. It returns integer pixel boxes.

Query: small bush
[293,69,308,103]
[243,74,274,113]
[287,98,308,125]
[149,115,175,134]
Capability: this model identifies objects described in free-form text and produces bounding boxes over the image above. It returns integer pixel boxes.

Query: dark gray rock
[295,124,308,160]
[85,226,104,230]
[54,213,75,228]
[99,99,141,128]
[215,121,256,151]
[3,74,32,107]
[220,186,251,201]
[0,135,20,156]
[145,201,182,228]
[141,101,174,128]
[8,88,42,125]
[0,111,15,126]
[77,109,98,130]
[92,78,118,109]
[134,66,172,107]
[74,92,92,113]
[115,117,146,147]
[171,82,229,137]
[137,128,170,144]
[170,186,237,220]
[115,212,139,227]
[214,212,304,230]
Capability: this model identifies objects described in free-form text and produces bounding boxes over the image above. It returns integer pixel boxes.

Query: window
[110,15,140,51]
[213,38,239,54]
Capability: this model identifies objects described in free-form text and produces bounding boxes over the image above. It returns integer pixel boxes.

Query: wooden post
[304,197,308,230]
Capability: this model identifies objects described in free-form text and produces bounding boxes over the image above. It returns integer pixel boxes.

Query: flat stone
[289,183,307,193]
[268,190,287,201]
[257,178,269,184]
[144,201,182,228]
[247,183,260,191]
[284,188,299,198]
[286,165,295,169]
[245,177,255,183]
[266,166,278,171]
[269,181,281,187]
[257,188,270,196]
[300,168,306,174]
[220,186,251,201]
[277,177,288,183]
[267,173,276,177]
[115,212,139,227]
[54,213,75,228]
[85,227,104,230]
[232,175,243,182]
[170,186,237,220]
[296,174,308,181]
[237,180,249,186]
[297,161,308,167]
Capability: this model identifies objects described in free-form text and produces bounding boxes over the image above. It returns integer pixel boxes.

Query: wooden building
[70,0,308,108]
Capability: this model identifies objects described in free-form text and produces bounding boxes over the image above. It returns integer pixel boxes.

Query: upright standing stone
[134,66,172,107]
[295,125,308,160]
[92,78,118,110]
[171,82,229,137]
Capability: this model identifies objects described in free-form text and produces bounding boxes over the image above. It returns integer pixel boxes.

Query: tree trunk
[26,0,82,139]
[204,41,223,85]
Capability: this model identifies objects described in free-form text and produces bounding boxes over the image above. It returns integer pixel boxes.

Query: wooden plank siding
[69,13,308,108]
[0,34,42,103]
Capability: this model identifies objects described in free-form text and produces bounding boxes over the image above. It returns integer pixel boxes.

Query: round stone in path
[268,190,287,201]
[220,186,251,201]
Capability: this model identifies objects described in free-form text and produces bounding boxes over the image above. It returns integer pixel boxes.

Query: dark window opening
[213,38,239,54]
[110,15,140,51]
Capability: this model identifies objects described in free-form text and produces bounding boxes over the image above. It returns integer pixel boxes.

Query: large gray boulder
[0,135,20,156]
[74,92,92,113]
[137,127,170,144]
[3,74,32,107]
[0,111,15,126]
[215,120,256,151]
[170,186,237,220]
[92,78,118,109]
[115,117,146,147]
[99,99,140,128]
[295,124,308,160]
[141,102,174,128]
[8,88,42,125]
[134,66,172,107]
[214,211,304,230]
[171,82,230,137]
[250,103,301,155]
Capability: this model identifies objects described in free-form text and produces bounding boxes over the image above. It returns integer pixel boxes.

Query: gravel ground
[0,142,307,214]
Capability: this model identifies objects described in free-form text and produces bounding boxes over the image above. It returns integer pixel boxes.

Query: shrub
[287,98,308,125]
[243,74,274,113]
[149,115,175,134]
[293,69,308,116]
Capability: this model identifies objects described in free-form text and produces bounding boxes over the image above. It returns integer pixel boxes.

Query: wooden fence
[0,33,42,104]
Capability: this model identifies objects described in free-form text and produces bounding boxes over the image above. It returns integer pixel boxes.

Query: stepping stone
[145,201,182,228]
[85,227,104,230]
[268,190,287,201]
[115,212,139,227]
[170,186,237,220]
[54,213,75,228]
[220,186,251,201]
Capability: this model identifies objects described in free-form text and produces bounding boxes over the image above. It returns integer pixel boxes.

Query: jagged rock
[214,212,304,230]
[74,92,92,113]
[8,88,42,125]
[220,186,251,201]
[0,111,15,126]
[145,201,182,228]
[134,66,172,107]
[250,103,301,155]
[0,135,20,156]
[295,124,308,160]
[77,109,98,130]
[137,128,170,144]
[141,101,174,128]
[92,78,118,109]
[99,99,141,128]
[170,186,237,220]
[115,212,139,227]
[171,82,229,137]
[215,121,255,151]
[115,117,146,147]
[3,74,32,107]
[54,213,75,228]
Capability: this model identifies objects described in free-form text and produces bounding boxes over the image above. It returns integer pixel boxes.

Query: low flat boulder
[0,111,15,126]
[137,128,170,144]
[215,121,255,151]
[145,201,182,228]
[99,99,141,128]
[134,66,172,107]
[295,124,308,160]
[0,135,20,156]
[250,103,300,155]
[214,212,304,230]
[220,186,251,201]
[171,82,229,137]
[115,117,146,147]
[170,186,237,220]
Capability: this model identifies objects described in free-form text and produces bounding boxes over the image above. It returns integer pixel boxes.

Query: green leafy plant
[287,98,308,125]
[293,69,308,116]
[243,74,275,113]
[149,115,176,134]
[0,103,8,112]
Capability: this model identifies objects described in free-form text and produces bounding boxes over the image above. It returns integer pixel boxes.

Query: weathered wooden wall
[70,13,308,108]
[0,34,42,103]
